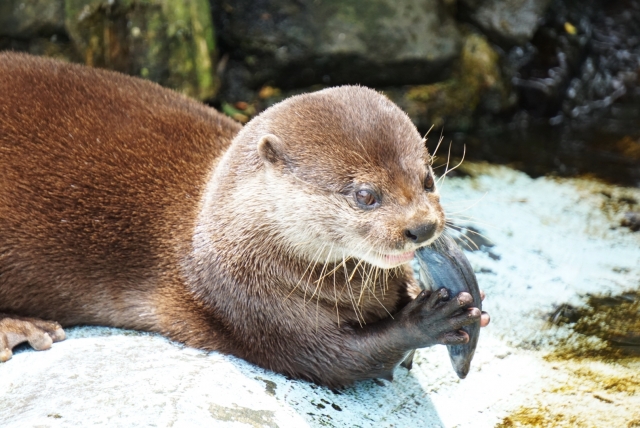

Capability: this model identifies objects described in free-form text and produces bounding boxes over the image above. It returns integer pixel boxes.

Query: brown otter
[0,53,488,388]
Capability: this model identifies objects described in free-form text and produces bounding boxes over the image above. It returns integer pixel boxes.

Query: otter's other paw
[0,314,66,362]
[397,288,481,349]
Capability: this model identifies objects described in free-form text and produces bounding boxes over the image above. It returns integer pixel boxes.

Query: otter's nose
[404,223,436,244]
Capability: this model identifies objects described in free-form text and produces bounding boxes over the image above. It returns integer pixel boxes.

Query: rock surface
[0,0,65,38]
[2,164,639,427]
[459,0,553,46]
[214,0,462,96]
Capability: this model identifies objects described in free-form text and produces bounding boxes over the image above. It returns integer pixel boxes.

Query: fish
[415,233,482,379]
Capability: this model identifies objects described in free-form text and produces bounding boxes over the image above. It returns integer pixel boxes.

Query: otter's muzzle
[415,234,482,379]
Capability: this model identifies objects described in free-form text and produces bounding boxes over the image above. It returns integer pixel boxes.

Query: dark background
[2,0,640,186]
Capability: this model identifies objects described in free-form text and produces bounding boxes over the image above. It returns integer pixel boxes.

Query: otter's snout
[404,223,437,244]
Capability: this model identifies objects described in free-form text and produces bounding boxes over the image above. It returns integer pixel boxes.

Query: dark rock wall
[213,0,461,94]
[459,0,554,46]
[466,0,640,185]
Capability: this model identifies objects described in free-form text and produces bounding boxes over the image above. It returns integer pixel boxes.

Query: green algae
[65,0,217,100]
[405,33,511,130]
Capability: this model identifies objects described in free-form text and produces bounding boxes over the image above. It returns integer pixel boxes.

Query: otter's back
[0,53,241,323]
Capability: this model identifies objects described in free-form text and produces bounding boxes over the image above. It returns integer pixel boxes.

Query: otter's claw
[0,314,66,362]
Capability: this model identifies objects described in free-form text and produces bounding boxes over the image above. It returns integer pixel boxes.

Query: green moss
[405,33,508,130]
[162,0,217,99]
[64,0,217,100]
[221,103,249,123]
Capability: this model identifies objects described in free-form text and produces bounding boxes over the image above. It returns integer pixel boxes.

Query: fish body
[416,234,482,378]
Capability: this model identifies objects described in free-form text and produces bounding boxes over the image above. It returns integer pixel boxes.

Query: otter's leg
[0,314,66,362]
[340,288,480,386]
[275,288,480,387]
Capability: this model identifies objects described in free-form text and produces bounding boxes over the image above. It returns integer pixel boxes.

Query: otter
[0,53,488,388]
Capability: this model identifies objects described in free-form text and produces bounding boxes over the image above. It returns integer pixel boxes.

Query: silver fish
[415,234,482,379]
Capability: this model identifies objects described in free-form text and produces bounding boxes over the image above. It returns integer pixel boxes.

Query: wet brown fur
[0,53,453,387]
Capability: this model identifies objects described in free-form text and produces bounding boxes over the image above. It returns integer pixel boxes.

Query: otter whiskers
[285,242,328,302]
[437,142,466,187]
[287,234,403,329]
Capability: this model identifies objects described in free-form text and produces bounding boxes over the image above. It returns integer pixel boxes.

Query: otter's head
[238,86,445,269]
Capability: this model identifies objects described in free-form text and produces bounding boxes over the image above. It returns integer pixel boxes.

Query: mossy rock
[65,0,217,100]
[401,33,514,131]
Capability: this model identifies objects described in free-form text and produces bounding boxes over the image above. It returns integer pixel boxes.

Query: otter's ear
[257,134,286,166]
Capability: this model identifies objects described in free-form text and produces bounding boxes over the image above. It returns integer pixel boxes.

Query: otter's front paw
[0,314,66,362]
[397,288,481,349]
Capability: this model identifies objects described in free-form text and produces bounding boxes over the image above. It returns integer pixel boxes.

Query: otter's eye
[424,171,435,192]
[355,189,378,208]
